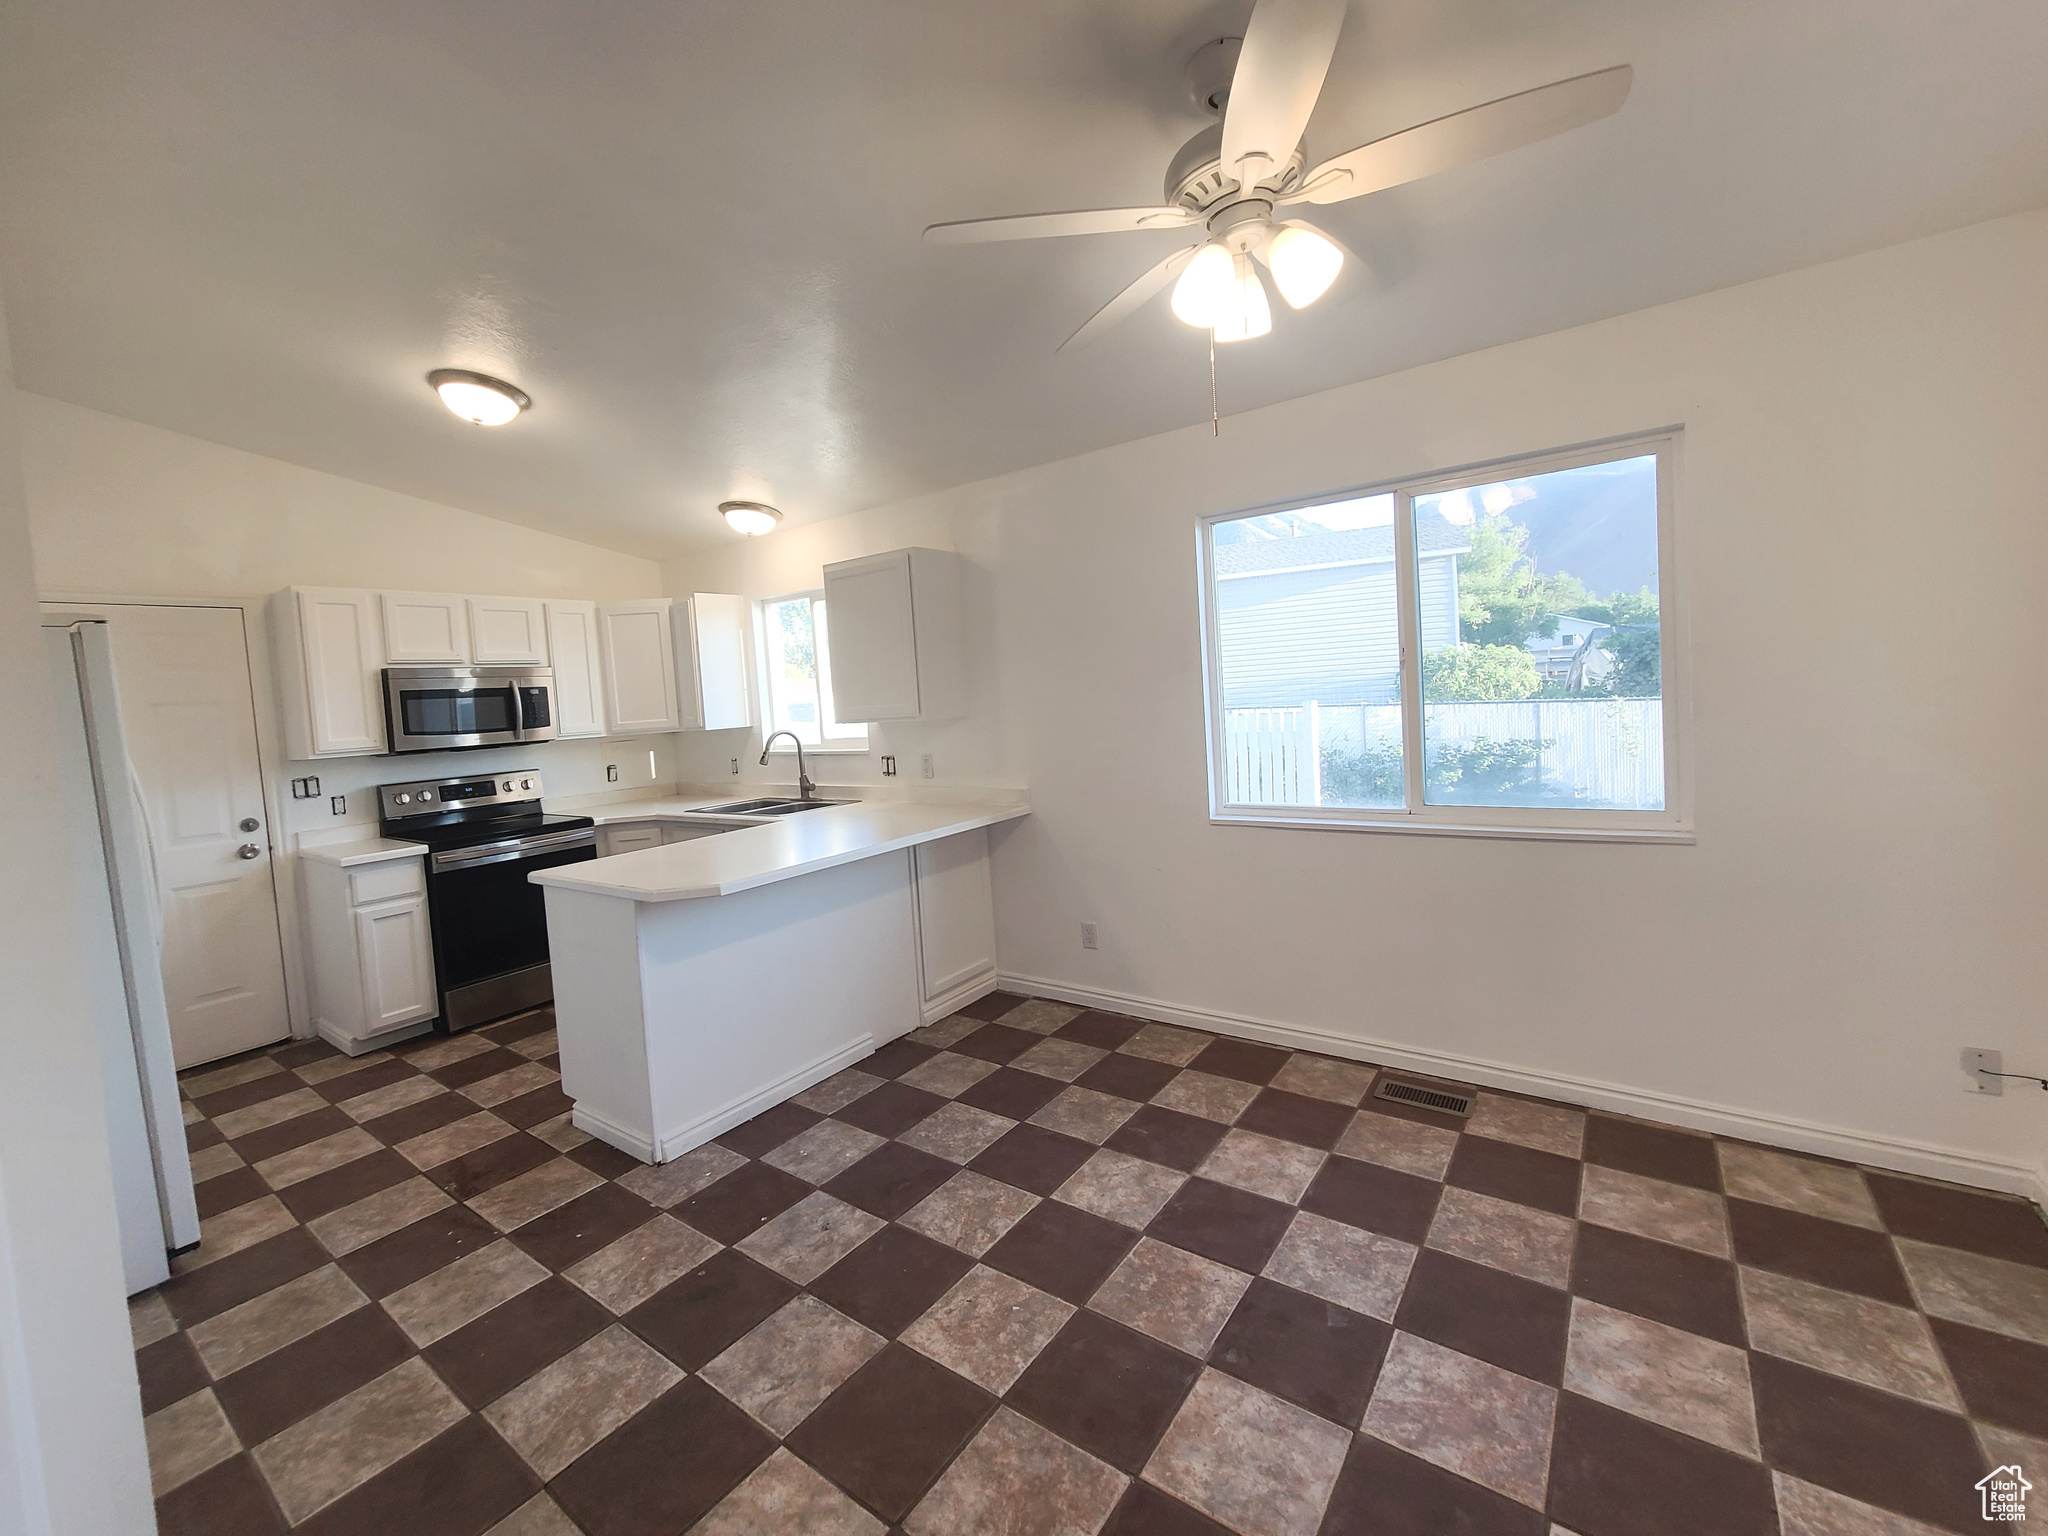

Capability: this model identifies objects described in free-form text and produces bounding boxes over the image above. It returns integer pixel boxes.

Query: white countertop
[296,834,428,867]
[529,798,1030,902]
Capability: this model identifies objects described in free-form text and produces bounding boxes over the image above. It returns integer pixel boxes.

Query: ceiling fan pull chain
[1210,330,1220,437]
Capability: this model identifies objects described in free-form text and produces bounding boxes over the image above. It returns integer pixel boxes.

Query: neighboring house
[1527,612,1615,686]
[1214,512,1468,708]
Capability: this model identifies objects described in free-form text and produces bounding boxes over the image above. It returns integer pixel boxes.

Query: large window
[761,592,867,750]
[1200,436,1686,839]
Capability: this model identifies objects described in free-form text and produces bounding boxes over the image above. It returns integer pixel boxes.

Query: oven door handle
[429,827,596,872]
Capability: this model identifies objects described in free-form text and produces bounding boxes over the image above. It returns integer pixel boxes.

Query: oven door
[425,828,597,1030]
[384,667,528,753]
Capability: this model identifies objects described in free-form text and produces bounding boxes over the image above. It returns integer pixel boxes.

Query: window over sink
[760,591,868,751]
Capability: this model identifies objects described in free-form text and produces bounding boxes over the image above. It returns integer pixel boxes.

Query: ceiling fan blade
[1058,244,1202,352]
[1220,0,1348,190]
[924,206,1197,244]
[1282,64,1633,206]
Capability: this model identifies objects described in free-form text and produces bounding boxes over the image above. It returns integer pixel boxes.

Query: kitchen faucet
[759,731,817,802]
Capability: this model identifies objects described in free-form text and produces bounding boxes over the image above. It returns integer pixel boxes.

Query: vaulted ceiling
[4,0,2045,556]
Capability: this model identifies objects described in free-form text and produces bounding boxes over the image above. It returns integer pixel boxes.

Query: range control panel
[378,770,545,821]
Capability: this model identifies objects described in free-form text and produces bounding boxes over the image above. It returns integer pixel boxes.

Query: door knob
[236,843,262,860]
[240,817,261,833]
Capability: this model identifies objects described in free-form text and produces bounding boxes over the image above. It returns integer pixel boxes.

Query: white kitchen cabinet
[597,599,682,735]
[909,828,998,1023]
[468,596,549,664]
[822,548,967,722]
[663,823,729,844]
[674,593,752,732]
[272,587,387,758]
[544,600,607,738]
[600,822,666,857]
[380,592,472,664]
[304,853,437,1052]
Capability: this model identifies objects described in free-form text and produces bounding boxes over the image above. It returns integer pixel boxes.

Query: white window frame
[1197,430,1692,843]
[757,590,869,754]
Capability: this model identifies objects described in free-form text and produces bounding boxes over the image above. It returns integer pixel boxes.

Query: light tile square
[900,1101,1016,1163]
[1717,1144,1881,1229]
[1091,1238,1251,1356]
[187,1264,367,1376]
[251,1357,466,1523]
[1334,1112,1458,1181]
[903,1266,1074,1394]
[1426,1185,1576,1287]
[1147,1369,1351,1536]
[307,1176,454,1256]
[396,1110,514,1170]
[1150,1071,1259,1124]
[1563,1297,1758,1458]
[1011,1038,1109,1083]
[1264,1211,1417,1322]
[735,1191,885,1283]
[381,1239,549,1346]
[565,1213,722,1315]
[1896,1238,2048,1346]
[467,1156,605,1232]
[700,1295,885,1434]
[1028,1086,1139,1144]
[897,1052,1001,1098]
[1055,1149,1187,1229]
[1119,1023,1212,1067]
[900,1171,1041,1257]
[1198,1129,1325,1204]
[1362,1332,1557,1508]
[693,1448,887,1536]
[1578,1164,1730,1258]
[1468,1094,1586,1159]
[144,1388,240,1496]
[1741,1266,1959,1410]
[616,1141,746,1206]
[1269,1056,1378,1107]
[906,1407,1125,1536]
[483,1325,683,1480]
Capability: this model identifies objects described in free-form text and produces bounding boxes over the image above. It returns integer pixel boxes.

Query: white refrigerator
[44,619,201,1293]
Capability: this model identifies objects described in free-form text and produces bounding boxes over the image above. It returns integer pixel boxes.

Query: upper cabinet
[597,599,682,735]
[468,597,549,664]
[380,592,471,664]
[823,548,967,722]
[675,593,752,732]
[273,588,387,759]
[544,600,607,739]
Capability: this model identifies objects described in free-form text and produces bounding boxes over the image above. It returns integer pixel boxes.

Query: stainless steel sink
[708,798,854,816]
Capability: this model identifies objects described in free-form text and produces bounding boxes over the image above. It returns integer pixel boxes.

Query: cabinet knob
[236,843,262,860]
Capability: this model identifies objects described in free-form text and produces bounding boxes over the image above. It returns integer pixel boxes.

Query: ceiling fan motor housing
[1166,120,1305,211]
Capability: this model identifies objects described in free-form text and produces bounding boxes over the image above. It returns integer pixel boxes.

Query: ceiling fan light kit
[922,0,1632,355]
[426,368,529,426]
[719,500,782,536]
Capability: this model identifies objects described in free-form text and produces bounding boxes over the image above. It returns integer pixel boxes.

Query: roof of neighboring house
[1214,510,1469,577]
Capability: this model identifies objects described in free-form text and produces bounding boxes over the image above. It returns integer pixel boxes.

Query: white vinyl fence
[1222,698,1664,810]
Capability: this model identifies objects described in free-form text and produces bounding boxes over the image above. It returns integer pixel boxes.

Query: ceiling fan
[924,0,1632,351]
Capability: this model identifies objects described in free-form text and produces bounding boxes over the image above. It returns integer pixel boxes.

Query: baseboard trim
[923,966,1000,1027]
[999,972,2048,1207]
[587,1035,880,1165]
[315,1019,433,1059]
[571,1102,658,1164]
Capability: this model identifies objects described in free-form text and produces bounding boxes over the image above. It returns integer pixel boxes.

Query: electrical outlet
[881,755,897,777]
[606,764,619,783]
[921,753,935,779]
[647,749,656,779]
[330,794,346,816]
[1081,922,1098,950]
[1964,1047,2004,1095]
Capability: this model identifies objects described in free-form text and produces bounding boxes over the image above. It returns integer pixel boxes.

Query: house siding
[1217,552,1461,708]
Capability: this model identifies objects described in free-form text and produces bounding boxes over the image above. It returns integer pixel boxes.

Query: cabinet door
[597,600,682,734]
[298,589,386,755]
[677,593,752,732]
[544,600,607,737]
[602,823,665,857]
[468,597,549,664]
[381,592,472,664]
[354,896,436,1032]
[823,552,921,721]
[663,823,728,844]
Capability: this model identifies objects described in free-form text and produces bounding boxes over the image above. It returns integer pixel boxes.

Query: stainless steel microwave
[382,666,559,754]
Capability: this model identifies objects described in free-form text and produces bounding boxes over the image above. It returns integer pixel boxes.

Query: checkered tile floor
[135,993,2048,1536]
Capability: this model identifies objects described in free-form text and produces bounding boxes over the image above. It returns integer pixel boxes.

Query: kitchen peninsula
[530,795,1028,1163]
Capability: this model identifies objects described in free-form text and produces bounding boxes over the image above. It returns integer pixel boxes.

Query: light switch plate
[1963,1047,2003,1095]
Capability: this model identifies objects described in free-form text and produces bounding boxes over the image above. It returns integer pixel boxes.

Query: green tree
[1420,643,1540,702]
[1455,518,1588,646]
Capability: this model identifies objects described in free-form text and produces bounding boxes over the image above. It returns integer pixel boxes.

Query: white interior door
[104,606,291,1067]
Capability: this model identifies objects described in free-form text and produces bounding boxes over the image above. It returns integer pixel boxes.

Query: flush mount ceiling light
[427,368,530,426]
[720,501,783,536]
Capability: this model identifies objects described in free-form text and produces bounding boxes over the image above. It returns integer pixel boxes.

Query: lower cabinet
[600,822,665,857]
[910,828,999,1024]
[305,854,437,1052]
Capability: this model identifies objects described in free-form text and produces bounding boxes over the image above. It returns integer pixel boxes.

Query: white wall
[0,298,157,1531]
[666,209,2048,1198]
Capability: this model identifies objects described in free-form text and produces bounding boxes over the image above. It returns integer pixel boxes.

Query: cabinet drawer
[349,859,425,906]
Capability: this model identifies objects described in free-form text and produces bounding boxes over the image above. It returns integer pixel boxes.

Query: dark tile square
[191,1070,305,1118]
[822,1141,957,1220]
[1186,1038,1289,1086]
[1932,1317,2048,1438]
[969,1123,1096,1196]
[674,1161,812,1245]
[423,1276,609,1407]
[1301,1155,1441,1244]
[195,1166,270,1219]
[1445,1135,1580,1218]
[480,1008,554,1045]
[185,1118,226,1152]
[1569,1224,1744,1347]
[958,1066,1068,1121]
[810,1225,975,1337]
[1006,1310,1201,1473]
[955,990,1029,1022]
[785,1344,994,1522]
[336,1205,499,1299]
[1106,1105,1229,1173]
[228,1105,354,1164]
[1235,1088,1353,1151]
[1321,1433,1547,1536]
[1076,1053,1182,1104]
[862,1038,940,1078]
[1867,1171,2048,1267]
[568,1137,641,1179]
[271,1039,341,1069]
[293,1416,537,1536]
[136,1331,210,1415]
[715,1100,823,1158]
[625,1249,799,1370]
[1211,1277,1390,1424]
[1146,1178,1294,1274]
[1750,1352,1987,1531]
[1394,1248,1570,1385]
[1726,1197,1913,1305]
[426,1045,526,1090]
[1057,1010,1145,1049]
[360,1089,473,1146]
[1549,1392,1777,1536]
[984,1200,1137,1304]
[951,1022,1041,1066]
[213,1306,416,1443]
[1100,1481,1234,1536]
[835,1079,948,1137]
[510,1183,655,1271]
[306,1056,418,1104]
[154,1455,288,1536]
[423,1132,555,1201]
[553,1378,773,1536]
[494,1082,574,1130]
[162,1228,329,1326]
[277,1148,417,1221]
[1584,1115,1721,1192]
